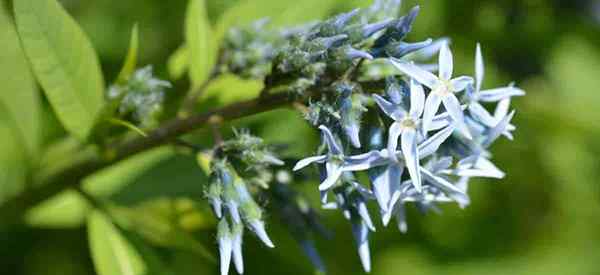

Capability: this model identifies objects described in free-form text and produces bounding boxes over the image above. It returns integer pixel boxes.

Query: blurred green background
[2,0,600,274]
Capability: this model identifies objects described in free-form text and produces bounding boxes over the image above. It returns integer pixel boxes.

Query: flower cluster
[221,19,287,79]
[205,1,525,274]
[205,130,284,275]
[292,4,525,274]
[107,66,171,128]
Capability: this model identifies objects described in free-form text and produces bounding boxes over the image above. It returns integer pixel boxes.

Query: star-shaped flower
[373,78,425,192]
[390,43,474,139]
[293,125,385,191]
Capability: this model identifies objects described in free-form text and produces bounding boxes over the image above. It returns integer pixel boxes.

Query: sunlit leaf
[88,211,146,275]
[116,24,140,84]
[13,0,105,141]
[185,0,216,88]
[167,45,190,80]
[0,5,40,157]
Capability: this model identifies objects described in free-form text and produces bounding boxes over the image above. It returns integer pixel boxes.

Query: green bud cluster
[107,66,171,128]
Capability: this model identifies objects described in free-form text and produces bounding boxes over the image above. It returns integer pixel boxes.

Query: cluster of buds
[107,66,170,128]
[221,19,288,79]
[204,130,285,275]
[292,2,525,273]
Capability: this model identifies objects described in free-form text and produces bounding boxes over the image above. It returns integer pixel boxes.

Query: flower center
[432,79,453,97]
[401,118,416,129]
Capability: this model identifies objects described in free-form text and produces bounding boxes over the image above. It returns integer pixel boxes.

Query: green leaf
[185,0,216,88]
[167,45,190,80]
[14,0,105,141]
[0,119,29,205]
[0,4,40,157]
[116,24,139,84]
[88,211,146,275]
[199,73,263,107]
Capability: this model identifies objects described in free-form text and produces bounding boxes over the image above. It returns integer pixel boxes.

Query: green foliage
[116,24,140,84]
[185,0,216,88]
[88,211,146,275]
[13,0,105,141]
[0,5,40,158]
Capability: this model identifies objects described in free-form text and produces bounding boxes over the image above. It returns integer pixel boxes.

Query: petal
[401,128,422,192]
[475,43,484,92]
[344,121,362,148]
[478,86,526,102]
[248,220,275,248]
[405,37,450,61]
[439,43,453,80]
[420,168,470,206]
[357,200,376,231]
[373,94,402,120]
[293,155,327,171]
[422,93,442,134]
[428,112,452,131]
[232,225,244,274]
[483,110,515,147]
[389,58,439,88]
[409,78,425,117]
[369,162,403,212]
[494,98,511,120]
[418,124,455,159]
[343,151,387,171]
[469,102,497,127]
[351,220,371,273]
[442,94,472,139]
[319,163,343,191]
[218,223,233,275]
[394,203,408,233]
[319,125,343,155]
[387,122,403,161]
[450,76,474,92]
[299,240,326,274]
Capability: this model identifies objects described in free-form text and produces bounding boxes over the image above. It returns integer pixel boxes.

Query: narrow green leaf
[116,24,140,84]
[167,44,190,80]
[14,0,105,141]
[88,211,146,275]
[185,0,216,88]
[0,4,40,157]
[107,118,148,137]
[0,119,28,205]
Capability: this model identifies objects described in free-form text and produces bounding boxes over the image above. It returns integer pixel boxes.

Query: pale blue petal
[318,125,343,155]
[218,234,233,275]
[370,162,403,213]
[483,110,515,147]
[343,151,387,171]
[248,220,275,248]
[357,200,376,231]
[409,79,425,117]
[395,203,408,233]
[478,86,526,102]
[351,220,371,273]
[387,122,403,161]
[450,76,474,92]
[439,43,453,80]
[344,121,362,148]
[442,94,472,139]
[232,228,244,274]
[293,155,327,171]
[389,58,439,88]
[373,94,402,120]
[402,128,422,192]
[319,163,343,191]
[299,240,326,274]
[422,93,442,134]
[494,98,511,120]
[227,200,242,224]
[475,43,484,92]
[469,102,497,126]
[405,37,450,61]
[418,125,456,159]
[420,168,470,206]
[427,112,452,131]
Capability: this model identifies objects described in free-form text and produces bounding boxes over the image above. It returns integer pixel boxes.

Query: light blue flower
[390,43,474,139]
[293,125,385,191]
[373,78,425,191]
[466,43,524,138]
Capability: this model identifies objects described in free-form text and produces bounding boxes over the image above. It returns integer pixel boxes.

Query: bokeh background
[2,0,600,274]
